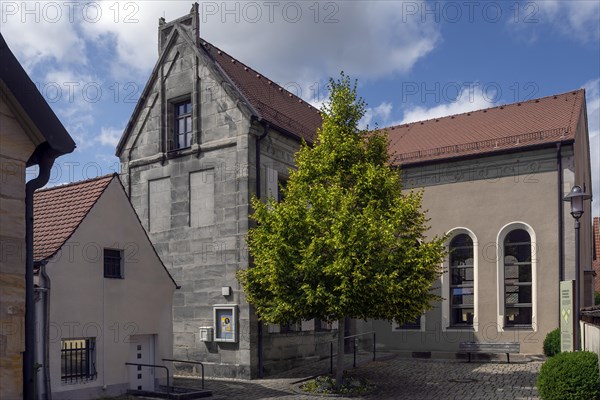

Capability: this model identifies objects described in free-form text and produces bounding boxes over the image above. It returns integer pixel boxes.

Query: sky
[1,0,599,219]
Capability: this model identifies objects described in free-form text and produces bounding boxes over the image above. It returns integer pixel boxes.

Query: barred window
[61,338,96,383]
[104,249,123,279]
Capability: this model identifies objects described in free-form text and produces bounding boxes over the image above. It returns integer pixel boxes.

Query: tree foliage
[238,73,445,329]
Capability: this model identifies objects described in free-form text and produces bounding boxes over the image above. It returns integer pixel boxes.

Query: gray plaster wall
[370,147,581,355]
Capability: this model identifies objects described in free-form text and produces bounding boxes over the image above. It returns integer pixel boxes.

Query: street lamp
[563,185,591,351]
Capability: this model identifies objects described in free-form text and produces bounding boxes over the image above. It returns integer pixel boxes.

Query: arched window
[503,229,532,327]
[449,234,474,326]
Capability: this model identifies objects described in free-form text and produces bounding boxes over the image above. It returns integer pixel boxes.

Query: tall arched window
[503,229,532,327]
[449,234,474,326]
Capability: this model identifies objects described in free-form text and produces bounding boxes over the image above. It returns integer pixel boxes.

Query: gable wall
[41,178,175,398]
[119,27,255,378]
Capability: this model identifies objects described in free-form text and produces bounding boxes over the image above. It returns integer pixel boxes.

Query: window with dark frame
[61,338,97,383]
[449,234,474,327]
[395,316,422,330]
[504,229,532,327]
[103,249,123,279]
[172,99,192,150]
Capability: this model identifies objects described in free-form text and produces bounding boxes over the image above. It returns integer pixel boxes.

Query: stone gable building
[118,5,594,378]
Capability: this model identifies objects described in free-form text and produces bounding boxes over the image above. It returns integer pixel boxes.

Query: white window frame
[441,227,478,332]
[496,222,537,332]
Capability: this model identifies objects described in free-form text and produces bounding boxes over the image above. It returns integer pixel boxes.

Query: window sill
[61,377,97,386]
[503,325,533,331]
[167,147,194,158]
[446,326,475,331]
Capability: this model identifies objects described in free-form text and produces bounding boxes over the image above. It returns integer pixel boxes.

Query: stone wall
[0,94,37,399]
[119,16,258,378]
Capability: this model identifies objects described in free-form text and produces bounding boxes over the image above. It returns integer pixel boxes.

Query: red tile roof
[33,175,115,261]
[387,90,585,165]
[199,38,585,165]
[200,39,323,143]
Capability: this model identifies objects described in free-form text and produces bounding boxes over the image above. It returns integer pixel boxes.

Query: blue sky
[1,1,599,219]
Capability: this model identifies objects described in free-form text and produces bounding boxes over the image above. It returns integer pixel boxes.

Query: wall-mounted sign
[213,304,238,342]
[560,280,575,352]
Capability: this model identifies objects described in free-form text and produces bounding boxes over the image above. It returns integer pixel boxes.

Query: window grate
[61,338,96,383]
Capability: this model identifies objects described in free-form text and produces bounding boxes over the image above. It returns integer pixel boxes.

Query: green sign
[560,280,575,352]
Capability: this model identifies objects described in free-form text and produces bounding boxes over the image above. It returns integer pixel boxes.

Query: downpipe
[25,145,58,400]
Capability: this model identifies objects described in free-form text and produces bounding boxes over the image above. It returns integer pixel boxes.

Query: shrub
[543,328,561,357]
[537,351,600,400]
[595,291,600,305]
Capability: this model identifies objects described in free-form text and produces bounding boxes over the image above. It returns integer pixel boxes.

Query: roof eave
[395,140,576,169]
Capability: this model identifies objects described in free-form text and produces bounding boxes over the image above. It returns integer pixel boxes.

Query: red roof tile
[199,38,585,165]
[387,90,584,165]
[33,175,115,261]
[200,39,323,143]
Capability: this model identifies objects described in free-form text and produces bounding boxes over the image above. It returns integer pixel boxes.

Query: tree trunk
[335,318,345,387]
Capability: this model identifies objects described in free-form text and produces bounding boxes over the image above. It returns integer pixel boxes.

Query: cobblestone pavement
[175,353,541,400]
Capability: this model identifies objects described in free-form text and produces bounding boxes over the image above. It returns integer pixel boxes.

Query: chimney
[158,2,200,55]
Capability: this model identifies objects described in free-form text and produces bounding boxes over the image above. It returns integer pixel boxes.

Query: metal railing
[329,331,376,374]
[125,362,170,395]
[163,358,205,389]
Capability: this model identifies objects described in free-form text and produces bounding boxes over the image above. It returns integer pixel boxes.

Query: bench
[458,342,520,363]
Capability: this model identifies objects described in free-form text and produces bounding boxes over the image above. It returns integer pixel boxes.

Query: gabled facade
[116,5,331,379]
[118,6,594,378]
[0,33,75,398]
[33,175,177,399]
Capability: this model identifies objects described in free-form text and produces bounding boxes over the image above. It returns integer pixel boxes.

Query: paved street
[176,353,541,399]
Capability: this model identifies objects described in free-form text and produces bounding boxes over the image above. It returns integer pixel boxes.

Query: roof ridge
[385,89,585,130]
[199,37,321,114]
[35,173,117,193]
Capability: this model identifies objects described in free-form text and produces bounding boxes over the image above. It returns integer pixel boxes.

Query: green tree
[238,73,445,386]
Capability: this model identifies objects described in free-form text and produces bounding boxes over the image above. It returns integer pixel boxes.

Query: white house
[33,174,178,399]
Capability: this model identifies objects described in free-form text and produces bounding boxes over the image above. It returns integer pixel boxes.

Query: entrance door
[128,334,155,391]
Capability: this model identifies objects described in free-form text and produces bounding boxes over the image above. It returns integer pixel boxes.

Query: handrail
[125,362,170,394]
[163,358,205,389]
[329,331,377,373]
[342,331,375,340]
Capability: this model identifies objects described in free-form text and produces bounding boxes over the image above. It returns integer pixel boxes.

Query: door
[128,334,155,391]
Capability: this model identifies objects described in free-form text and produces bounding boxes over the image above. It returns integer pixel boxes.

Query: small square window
[103,249,123,279]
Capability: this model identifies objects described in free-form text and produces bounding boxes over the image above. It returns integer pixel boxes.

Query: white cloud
[361,102,393,129]
[398,86,495,125]
[519,0,600,42]
[76,1,439,85]
[97,126,124,147]
[0,3,87,72]
[583,79,600,219]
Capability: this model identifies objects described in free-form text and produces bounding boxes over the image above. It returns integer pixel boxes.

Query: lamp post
[563,185,591,351]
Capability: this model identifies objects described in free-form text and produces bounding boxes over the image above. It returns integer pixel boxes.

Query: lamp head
[563,185,592,220]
